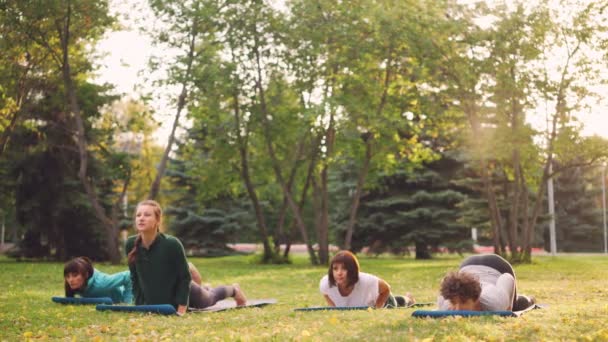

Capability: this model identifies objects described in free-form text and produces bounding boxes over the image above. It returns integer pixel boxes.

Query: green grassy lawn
[1,254,608,341]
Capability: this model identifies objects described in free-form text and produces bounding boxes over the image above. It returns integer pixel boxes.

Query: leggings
[188,282,235,309]
[460,254,532,311]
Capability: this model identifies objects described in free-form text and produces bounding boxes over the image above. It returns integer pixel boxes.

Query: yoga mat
[294,306,371,312]
[412,309,515,318]
[189,298,277,312]
[294,302,434,312]
[405,302,434,308]
[412,304,544,318]
[96,304,177,315]
[52,296,113,305]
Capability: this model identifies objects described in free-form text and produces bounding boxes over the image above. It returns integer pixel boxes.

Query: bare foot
[233,283,247,306]
[405,292,415,306]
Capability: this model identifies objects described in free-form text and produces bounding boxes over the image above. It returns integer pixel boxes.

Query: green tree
[3,0,129,262]
[551,164,604,252]
[437,1,608,262]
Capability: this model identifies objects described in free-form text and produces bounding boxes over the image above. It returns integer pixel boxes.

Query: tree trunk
[58,3,120,264]
[343,49,392,251]
[343,137,372,250]
[415,240,431,259]
[283,137,319,262]
[251,24,318,265]
[230,82,274,261]
[507,149,522,261]
[274,141,305,254]
[476,139,503,255]
[148,19,198,200]
[316,120,335,265]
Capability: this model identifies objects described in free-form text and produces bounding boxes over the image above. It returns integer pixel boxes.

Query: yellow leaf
[23,331,33,338]
[328,316,339,325]
[301,330,311,337]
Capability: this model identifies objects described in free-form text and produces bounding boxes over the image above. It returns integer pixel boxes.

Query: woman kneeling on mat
[437,253,535,311]
[126,200,192,315]
[188,262,248,309]
[320,250,415,308]
[64,256,133,304]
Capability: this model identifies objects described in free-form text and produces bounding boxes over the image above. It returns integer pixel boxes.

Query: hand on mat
[177,305,187,316]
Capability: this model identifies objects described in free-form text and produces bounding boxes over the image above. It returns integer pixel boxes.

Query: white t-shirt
[319,272,379,307]
[437,265,515,311]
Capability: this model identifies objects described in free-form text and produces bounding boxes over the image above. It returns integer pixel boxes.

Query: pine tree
[353,151,473,259]
[550,166,604,252]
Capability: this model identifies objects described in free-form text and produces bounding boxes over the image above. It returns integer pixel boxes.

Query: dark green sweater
[126,233,191,308]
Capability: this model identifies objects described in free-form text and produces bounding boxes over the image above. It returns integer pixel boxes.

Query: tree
[4,0,126,262]
[436,0,608,262]
[144,0,211,201]
[551,164,604,252]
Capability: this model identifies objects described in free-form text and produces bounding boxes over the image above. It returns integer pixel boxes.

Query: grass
[1,253,608,341]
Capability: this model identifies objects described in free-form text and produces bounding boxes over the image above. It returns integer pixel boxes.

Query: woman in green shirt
[126,200,191,315]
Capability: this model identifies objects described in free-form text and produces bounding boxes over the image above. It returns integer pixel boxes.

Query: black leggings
[460,254,524,310]
[188,282,235,309]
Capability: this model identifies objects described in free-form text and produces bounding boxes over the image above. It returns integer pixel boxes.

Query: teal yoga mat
[52,296,113,305]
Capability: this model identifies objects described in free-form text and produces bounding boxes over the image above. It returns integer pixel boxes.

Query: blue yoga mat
[412,304,544,318]
[52,296,113,305]
[294,302,433,312]
[96,304,177,315]
[294,306,371,312]
[412,309,516,318]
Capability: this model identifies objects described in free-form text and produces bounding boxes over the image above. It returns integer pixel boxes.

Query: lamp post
[548,162,557,256]
[602,162,607,254]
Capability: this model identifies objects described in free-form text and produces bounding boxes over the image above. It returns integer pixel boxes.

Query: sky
[92,0,608,143]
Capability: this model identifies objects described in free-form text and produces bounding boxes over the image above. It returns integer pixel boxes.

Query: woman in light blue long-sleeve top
[64,257,133,304]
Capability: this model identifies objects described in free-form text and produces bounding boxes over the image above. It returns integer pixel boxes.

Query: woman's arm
[323,294,336,307]
[375,278,391,308]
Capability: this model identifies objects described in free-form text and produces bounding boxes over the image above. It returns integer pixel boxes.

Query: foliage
[549,165,605,252]
[2,254,608,340]
[7,80,123,260]
[352,150,473,259]
[164,145,254,256]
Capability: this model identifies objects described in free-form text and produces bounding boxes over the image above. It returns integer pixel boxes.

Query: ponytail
[127,235,142,265]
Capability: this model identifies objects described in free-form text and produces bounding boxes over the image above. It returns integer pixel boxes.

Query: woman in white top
[319,250,414,308]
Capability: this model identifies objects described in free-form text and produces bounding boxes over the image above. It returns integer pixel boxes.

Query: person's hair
[64,257,94,297]
[328,250,360,288]
[439,271,482,302]
[127,200,163,265]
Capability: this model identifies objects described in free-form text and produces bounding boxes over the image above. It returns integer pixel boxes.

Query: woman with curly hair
[437,254,535,311]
